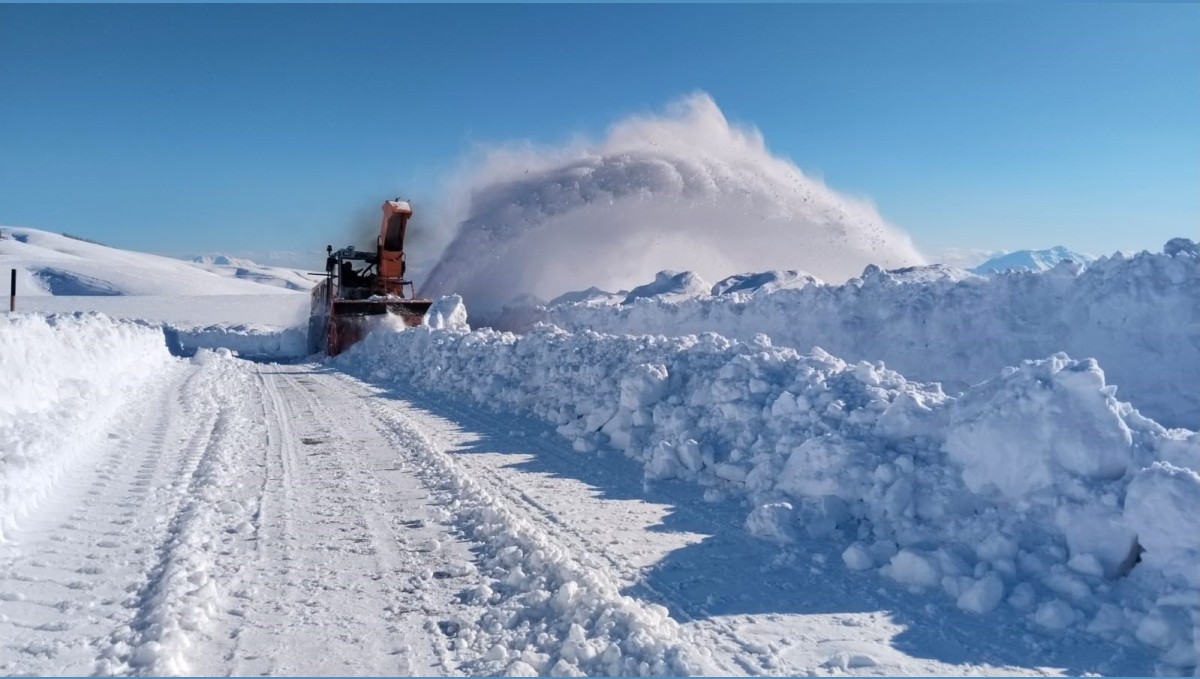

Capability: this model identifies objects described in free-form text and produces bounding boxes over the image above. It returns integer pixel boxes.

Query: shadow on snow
[327,363,1152,676]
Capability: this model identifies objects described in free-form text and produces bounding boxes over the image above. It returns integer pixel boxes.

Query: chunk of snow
[623,270,711,304]
[711,270,819,296]
[1163,237,1197,257]
[1007,583,1037,612]
[944,355,1133,500]
[882,549,941,589]
[842,543,874,571]
[424,294,470,332]
[1124,462,1200,586]
[744,502,796,544]
[956,573,1005,615]
[1032,600,1078,630]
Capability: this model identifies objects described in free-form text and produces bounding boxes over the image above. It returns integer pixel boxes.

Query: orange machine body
[377,200,413,298]
[308,199,433,356]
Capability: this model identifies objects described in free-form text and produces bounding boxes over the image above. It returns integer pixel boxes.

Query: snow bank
[0,313,174,538]
[542,240,1200,429]
[337,309,1200,673]
[622,271,711,304]
[368,397,706,677]
[15,293,311,330]
[164,323,308,360]
[711,270,819,296]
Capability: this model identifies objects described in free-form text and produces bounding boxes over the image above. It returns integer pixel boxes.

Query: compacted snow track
[0,357,481,676]
[210,365,482,676]
[0,355,1158,676]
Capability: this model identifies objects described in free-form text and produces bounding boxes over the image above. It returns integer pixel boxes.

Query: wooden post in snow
[9,269,14,312]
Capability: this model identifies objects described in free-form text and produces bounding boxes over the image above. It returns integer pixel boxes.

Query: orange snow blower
[308,199,433,356]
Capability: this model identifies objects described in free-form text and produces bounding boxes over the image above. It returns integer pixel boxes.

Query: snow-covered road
[0,355,1155,676]
[0,357,480,675]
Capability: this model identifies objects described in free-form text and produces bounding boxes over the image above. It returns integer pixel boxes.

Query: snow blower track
[0,356,1158,676]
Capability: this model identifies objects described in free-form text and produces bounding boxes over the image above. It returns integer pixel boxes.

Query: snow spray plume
[421,93,925,318]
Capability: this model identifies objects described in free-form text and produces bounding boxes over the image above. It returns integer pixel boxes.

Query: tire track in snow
[330,372,1081,677]
[0,362,217,676]
[312,372,716,676]
[116,351,267,675]
[378,392,776,675]
[211,364,486,676]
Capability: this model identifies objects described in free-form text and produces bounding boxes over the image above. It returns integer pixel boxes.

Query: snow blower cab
[308,199,434,356]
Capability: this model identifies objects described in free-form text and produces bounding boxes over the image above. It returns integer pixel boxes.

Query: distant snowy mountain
[971,246,1095,274]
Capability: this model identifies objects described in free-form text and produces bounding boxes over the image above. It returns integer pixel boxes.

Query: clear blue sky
[1,3,1197,266]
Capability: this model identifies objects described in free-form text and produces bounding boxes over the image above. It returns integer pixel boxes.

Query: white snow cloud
[420,93,925,315]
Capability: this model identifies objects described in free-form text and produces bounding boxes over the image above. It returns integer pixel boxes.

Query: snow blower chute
[308,199,433,356]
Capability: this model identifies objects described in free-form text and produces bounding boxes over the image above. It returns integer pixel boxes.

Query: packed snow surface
[421,93,924,315]
[538,240,1200,429]
[337,295,1200,674]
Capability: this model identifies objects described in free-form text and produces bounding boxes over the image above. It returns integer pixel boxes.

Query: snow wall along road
[338,295,1200,674]
[0,313,175,538]
[540,239,1200,430]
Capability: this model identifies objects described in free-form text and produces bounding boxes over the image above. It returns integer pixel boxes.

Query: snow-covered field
[1,226,1197,675]
[0,228,314,298]
[1,227,312,357]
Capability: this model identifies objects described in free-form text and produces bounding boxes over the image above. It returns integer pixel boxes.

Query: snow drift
[337,299,1200,673]
[421,93,924,317]
[163,323,308,360]
[542,240,1200,429]
[0,313,174,538]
